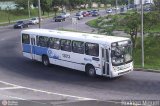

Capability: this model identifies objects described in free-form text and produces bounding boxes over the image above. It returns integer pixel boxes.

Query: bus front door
[102,49,110,76]
[30,36,36,60]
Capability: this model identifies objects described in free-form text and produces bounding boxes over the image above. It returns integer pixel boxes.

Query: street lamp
[115,0,118,14]
[141,0,144,68]
[38,0,41,28]
[28,0,30,18]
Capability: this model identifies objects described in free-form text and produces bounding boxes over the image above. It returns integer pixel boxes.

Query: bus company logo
[47,49,59,59]
[47,49,53,57]
[2,100,8,106]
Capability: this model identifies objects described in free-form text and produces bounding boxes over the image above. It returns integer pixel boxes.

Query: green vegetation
[133,34,160,70]
[0,9,53,24]
[86,11,160,70]
[86,19,98,28]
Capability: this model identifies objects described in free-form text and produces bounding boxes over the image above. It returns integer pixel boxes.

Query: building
[0,1,16,10]
[134,0,154,5]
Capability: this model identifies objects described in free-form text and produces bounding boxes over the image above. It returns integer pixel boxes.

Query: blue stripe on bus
[22,44,100,69]
[34,46,48,55]
[23,44,31,53]
[23,44,48,56]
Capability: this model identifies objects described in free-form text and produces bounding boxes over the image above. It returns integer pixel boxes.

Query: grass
[133,34,160,70]
[86,19,98,28]
[86,12,160,33]
[0,9,54,24]
[86,12,160,70]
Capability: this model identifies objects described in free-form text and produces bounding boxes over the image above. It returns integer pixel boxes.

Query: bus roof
[21,29,130,45]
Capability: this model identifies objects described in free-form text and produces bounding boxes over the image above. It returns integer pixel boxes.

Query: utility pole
[28,0,30,18]
[38,0,41,28]
[115,0,118,14]
[90,0,92,9]
[141,0,144,68]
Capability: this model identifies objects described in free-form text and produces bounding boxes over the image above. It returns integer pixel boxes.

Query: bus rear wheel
[42,56,50,66]
[86,65,96,77]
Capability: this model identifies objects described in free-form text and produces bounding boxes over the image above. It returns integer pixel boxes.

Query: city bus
[21,29,133,78]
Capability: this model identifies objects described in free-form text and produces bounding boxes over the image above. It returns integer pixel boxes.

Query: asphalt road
[0,10,160,106]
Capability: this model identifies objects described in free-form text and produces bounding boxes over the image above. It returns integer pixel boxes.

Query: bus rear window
[22,34,30,44]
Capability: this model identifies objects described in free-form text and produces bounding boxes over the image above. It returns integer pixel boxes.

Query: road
[0,10,160,106]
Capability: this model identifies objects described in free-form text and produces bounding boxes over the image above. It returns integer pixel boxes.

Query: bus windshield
[111,40,132,66]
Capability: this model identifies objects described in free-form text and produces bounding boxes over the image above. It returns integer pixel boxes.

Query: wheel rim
[43,57,49,66]
[88,68,95,76]
[43,60,48,66]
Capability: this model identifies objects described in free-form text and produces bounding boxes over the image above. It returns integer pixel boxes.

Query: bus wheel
[42,56,50,66]
[86,65,96,77]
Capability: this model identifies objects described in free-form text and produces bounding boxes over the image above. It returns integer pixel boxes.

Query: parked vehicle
[106,9,112,13]
[91,11,99,17]
[54,16,65,22]
[82,11,90,17]
[91,9,99,12]
[60,12,70,18]
[87,10,92,15]
[29,17,39,25]
[13,21,29,29]
[74,13,83,20]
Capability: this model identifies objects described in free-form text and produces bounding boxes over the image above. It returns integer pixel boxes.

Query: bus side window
[49,37,60,50]
[36,36,39,46]
[72,41,84,54]
[22,34,30,44]
[85,42,99,57]
[102,48,104,58]
[38,36,49,47]
[106,49,109,62]
[60,39,71,52]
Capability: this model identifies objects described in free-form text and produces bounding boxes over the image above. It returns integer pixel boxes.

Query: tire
[86,65,96,77]
[42,56,50,66]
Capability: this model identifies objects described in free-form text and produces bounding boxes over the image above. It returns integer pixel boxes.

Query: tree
[41,0,52,15]
[32,0,52,16]
[124,12,140,48]
[143,12,160,32]
[15,0,33,9]
[153,0,160,13]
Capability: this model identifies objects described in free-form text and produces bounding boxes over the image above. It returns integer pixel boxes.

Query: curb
[134,68,160,73]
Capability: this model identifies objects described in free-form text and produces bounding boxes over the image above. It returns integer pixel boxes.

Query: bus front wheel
[42,56,50,66]
[86,65,96,77]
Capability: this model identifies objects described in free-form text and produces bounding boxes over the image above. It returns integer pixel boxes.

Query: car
[106,9,112,13]
[82,11,90,17]
[87,10,92,15]
[60,12,70,18]
[29,17,39,25]
[91,9,99,12]
[54,16,65,22]
[13,21,29,29]
[74,13,83,20]
[91,11,99,17]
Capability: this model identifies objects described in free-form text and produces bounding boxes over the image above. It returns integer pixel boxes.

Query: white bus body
[21,29,133,78]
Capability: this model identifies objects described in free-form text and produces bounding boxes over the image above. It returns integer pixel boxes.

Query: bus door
[102,48,110,76]
[30,35,36,60]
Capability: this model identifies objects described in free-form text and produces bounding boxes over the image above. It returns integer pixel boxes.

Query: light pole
[90,0,92,9]
[38,0,41,28]
[115,0,118,14]
[28,0,30,18]
[141,0,144,68]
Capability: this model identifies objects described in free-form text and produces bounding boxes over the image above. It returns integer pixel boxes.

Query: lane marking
[0,86,24,90]
[0,80,96,100]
